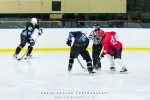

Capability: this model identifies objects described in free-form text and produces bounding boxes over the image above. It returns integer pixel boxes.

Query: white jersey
[88,28,101,45]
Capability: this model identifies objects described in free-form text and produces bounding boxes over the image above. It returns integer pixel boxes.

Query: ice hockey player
[66,31,95,75]
[98,30,128,74]
[88,23,103,70]
[13,18,43,59]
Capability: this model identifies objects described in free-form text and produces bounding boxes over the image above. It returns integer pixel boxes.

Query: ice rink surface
[0,51,150,100]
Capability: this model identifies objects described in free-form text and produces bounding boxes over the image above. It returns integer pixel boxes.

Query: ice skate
[110,62,116,71]
[87,67,96,75]
[12,54,18,60]
[68,64,73,72]
[94,63,101,71]
[120,67,128,74]
[25,54,32,60]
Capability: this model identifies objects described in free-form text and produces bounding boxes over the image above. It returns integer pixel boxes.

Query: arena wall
[0,0,126,13]
[0,28,150,52]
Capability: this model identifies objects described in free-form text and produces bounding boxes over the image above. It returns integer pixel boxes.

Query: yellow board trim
[0,47,150,52]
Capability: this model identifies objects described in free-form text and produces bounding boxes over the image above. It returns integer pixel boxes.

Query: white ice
[0,51,150,100]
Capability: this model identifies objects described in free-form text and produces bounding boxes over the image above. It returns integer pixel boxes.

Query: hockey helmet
[31,18,37,24]
[93,23,100,26]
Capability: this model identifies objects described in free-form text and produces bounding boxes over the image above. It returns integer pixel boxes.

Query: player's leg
[106,54,116,71]
[80,49,95,74]
[68,55,75,72]
[114,47,128,74]
[26,45,33,57]
[93,44,101,70]
[13,34,27,59]
[68,45,78,72]
[97,44,103,70]
[26,37,35,57]
[92,44,96,66]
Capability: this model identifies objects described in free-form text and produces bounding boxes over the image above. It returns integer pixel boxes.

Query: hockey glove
[100,52,105,58]
[66,39,72,46]
[30,40,35,47]
[38,29,43,36]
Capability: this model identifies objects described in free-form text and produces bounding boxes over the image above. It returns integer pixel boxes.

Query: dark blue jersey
[68,31,81,40]
[68,31,89,47]
[22,23,42,37]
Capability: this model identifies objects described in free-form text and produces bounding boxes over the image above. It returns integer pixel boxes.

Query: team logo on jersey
[80,36,85,42]
[28,27,33,31]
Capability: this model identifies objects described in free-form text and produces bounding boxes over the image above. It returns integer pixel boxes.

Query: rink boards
[0,28,150,52]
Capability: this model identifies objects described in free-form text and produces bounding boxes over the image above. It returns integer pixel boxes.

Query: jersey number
[110,36,117,45]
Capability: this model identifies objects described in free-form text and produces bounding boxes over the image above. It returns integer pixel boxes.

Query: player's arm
[104,36,111,55]
[35,24,43,36]
[100,40,109,58]
[88,30,95,40]
[68,32,73,39]
[103,44,109,54]
[66,32,73,46]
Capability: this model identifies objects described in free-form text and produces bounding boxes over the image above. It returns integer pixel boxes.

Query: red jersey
[101,31,122,55]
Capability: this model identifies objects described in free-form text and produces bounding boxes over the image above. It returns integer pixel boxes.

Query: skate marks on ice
[68,69,121,76]
[21,56,42,60]
[68,71,97,76]
[0,52,150,100]
[99,70,122,74]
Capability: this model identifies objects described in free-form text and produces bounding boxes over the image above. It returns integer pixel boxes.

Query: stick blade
[17,58,21,61]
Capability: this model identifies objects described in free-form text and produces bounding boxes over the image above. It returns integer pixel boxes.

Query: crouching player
[98,30,128,74]
[66,31,95,75]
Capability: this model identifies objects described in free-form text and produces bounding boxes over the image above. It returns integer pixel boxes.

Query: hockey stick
[76,55,86,69]
[18,35,39,61]
[68,44,86,69]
